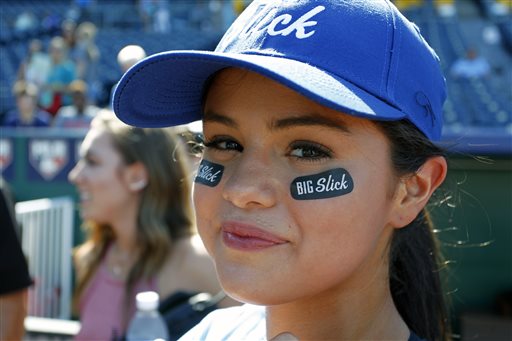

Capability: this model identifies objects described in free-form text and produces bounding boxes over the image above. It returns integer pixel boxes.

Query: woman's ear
[390,156,447,228]
[125,162,149,192]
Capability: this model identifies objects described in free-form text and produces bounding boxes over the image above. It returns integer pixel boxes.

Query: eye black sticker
[195,159,224,187]
[290,168,354,200]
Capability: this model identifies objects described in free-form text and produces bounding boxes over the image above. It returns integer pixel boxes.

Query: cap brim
[113,50,407,128]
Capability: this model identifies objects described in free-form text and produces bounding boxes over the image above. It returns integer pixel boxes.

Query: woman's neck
[107,238,139,280]
[265,227,410,340]
[109,200,140,252]
[266,287,409,340]
[20,109,35,123]
[106,200,142,279]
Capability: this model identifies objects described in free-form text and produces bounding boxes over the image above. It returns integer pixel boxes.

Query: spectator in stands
[138,0,157,32]
[13,10,38,38]
[53,80,100,128]
[189,1,211,31]
[60,19,77,54]
[69,110,235,341]
[450,48,491,79]
[233,0,251,15]
[39,36,77,116]
[41,10,62,36]
[109,45,147,107]
[17,39,51,88]
[72,0,95,23]
[3,81,51,127]
[220,1,237,31]
[153,0,171,33]
[0,179,33,341]
[117,45,147,74]
[113,1,452,340]
[73,21,101,104]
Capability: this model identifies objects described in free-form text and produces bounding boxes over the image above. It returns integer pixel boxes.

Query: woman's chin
[79,209,103,225]
[220,278,295,306]
[79,209,94,221]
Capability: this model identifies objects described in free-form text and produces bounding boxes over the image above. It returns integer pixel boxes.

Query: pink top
[75,253,157,341]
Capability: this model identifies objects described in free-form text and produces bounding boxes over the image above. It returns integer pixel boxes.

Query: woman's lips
[221,221,288,251]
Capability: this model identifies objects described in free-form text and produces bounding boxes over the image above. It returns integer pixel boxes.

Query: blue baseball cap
[113,0,446,140]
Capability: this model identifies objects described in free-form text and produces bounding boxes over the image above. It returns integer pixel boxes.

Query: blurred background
[0,0,511,340]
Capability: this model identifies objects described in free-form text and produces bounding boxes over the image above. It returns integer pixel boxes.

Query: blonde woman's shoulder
[160,235,240,308]
[73,241,94,276]
[179,234,241,307]
[188,233,212,258]
[180,234,218,284]
[171,234,212,266]
[157,234,218,297]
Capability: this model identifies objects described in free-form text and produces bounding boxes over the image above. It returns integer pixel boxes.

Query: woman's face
[69,128,134,225]
[196,68,400,305]
[17,94,37,117]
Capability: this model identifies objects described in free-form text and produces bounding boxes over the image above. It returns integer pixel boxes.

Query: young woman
[113,1,451,340]
[69,110,232,340]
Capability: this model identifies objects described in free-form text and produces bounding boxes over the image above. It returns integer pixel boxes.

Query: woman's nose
[221,155,279,210]
[68,162,83,184]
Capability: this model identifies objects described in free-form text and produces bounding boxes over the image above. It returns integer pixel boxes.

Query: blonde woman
[70,110,232,340]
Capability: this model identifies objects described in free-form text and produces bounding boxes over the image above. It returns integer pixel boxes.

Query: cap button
[415,91,429,106]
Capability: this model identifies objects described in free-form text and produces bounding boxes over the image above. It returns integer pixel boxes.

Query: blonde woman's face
[195,68,400,305]
[68,129,134,225]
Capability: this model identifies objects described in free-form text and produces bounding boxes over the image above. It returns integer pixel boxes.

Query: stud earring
[130,179,147,191]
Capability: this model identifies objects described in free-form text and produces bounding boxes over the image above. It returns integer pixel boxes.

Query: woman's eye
[78,150,101,166]
[203,137,243,152]
[289,141,332,160]
[83,156,98,166]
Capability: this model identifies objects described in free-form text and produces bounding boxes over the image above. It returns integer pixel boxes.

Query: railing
[15,196,74,320]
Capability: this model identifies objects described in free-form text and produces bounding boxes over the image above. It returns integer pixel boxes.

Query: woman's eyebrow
[270,114,351,134]
[82,149,95,159]
[203,111,238,128]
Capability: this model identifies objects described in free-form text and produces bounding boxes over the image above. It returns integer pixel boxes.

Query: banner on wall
[27,138,74,181]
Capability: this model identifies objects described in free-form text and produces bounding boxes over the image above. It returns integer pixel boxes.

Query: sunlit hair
[72,110,195,326]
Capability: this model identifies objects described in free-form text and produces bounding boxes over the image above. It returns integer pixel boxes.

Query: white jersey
[179,304,266,341]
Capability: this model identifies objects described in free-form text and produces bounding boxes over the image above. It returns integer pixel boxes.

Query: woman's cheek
[193,184,219,255]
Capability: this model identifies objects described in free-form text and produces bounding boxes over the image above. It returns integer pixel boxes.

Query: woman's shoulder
[157,234,219,297]
[172,234,212,267]
[73,242,96,272]
[179,304,266,341]
[183,235,221,288]
[173,234,216,275]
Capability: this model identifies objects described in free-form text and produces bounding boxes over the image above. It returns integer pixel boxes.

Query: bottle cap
[135,291,159,311]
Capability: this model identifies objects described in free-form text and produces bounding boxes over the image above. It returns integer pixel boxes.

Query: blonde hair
[73,110,195,326]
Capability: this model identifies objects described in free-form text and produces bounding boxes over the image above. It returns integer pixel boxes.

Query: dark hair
[201,69,451,339]
[375,119,451,341]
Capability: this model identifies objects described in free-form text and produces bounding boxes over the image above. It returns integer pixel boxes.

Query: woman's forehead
[81,129,115,155]
[205,68,326,118]
[205,68,379,134]
[208,67,288,96]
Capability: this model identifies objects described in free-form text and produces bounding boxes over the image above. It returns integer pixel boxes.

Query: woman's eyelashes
[203,136,332,162]
[81,154,98,166]
[288,141,332,162]
[203,136,244,153]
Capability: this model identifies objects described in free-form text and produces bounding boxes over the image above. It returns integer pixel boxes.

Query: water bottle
[126,291,169,341]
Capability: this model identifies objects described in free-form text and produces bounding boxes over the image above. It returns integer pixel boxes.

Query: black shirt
[0,188,32,294]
